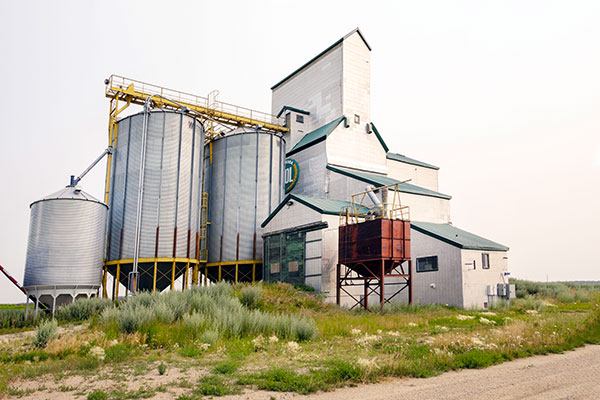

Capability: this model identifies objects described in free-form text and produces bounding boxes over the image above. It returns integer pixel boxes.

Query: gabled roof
[326,165,452,200]
[387,152,439,170]
[411,221,509,251]
[287,116,346,156]
[276,106,310,119]
[271,28,371,90]
[261,193,369,228]
[369,123,389,153]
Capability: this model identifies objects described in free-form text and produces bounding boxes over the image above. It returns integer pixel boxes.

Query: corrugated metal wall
[206,129,284,263]
[107,110,204,262]
[24,188,107,288]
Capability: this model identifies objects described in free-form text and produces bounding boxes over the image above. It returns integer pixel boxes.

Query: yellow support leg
[171,261,176,290]
[218,265,222,282]
[235,264,238,284]
[252,263,256,283]
[102,266,108,298]
[114,263,120,299]
[183,262,190,290]
[192,264,199,286]
[204,265,208,286]
[153,261,158,292]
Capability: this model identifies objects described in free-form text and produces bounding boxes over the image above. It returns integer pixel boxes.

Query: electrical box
[497,283,506,297]
[487,285,497,296]
[509,284,516,299]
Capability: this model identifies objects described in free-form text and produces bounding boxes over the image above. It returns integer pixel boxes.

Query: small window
[416,256,438,273]
[270,263,280,274]
[296,114,304,124]
[482,253,490,269]
[288,261,299,272]
[354,114,360,124]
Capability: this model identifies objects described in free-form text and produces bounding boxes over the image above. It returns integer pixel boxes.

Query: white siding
[326,170,451,224]
[262,202,322,233]
[386,159,439,192]
[461,249,508,309]
[320,214,340,301]
[272,45,343,131]
[402,193,451,224]
[287,141,328,198]
[411,229,464,307]
[326,33,387,174]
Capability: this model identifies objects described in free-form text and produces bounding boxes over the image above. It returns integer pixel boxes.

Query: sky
[0,0,599,303]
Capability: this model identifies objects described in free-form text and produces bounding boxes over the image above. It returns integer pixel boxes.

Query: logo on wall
[284,159,299,193]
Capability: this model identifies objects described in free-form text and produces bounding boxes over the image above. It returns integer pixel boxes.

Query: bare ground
[6,345,600,399]
[223,345,600,400]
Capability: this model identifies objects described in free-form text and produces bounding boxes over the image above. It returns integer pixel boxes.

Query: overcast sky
[0,1,598,303]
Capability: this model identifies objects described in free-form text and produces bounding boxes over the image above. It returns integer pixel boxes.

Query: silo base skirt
[204,260,262,284]
[104,258,201,297]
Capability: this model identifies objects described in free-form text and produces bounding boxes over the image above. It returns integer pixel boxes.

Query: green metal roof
[271,28,371,90]
[387,152,439,170]
[261,193,369,228]
[287,116,346,156]
[411,221,509,251]
[369,123,389,153]
[276,106,311,119]
[326,165,452,200]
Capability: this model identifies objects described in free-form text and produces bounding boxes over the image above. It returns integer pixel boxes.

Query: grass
[0,282,599,397]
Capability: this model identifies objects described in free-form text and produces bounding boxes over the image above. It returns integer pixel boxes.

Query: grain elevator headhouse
[262,28,510,309]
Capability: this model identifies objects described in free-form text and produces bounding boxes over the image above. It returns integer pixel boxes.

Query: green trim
[263,221,328,237]
[276,106,310,119]
[387,152,439,170]
[326,165,452,200]
[271,28,371,90]
[411,222,509,252]
[369,123,389,153]
[261,193,369,228]
[287,116,346,156]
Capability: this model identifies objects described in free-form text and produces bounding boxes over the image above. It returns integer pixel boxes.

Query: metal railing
[105,75,287,132]
[340,183,411,225]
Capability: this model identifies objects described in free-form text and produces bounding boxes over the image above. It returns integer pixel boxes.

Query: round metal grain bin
[205,128,285,282]
[24,186,108,310]
[106,110,204,292]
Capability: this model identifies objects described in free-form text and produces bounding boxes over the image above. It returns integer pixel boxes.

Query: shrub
[158,363,167,375]
[292,316,318,341]
[240,286,262,309]
[213,360,239,375]
[102,304,153,334]
[0,309,37,329]
[105,343,132,363]
[199,329,220,345]
[97,282,318,342]
[56,297,112,322]
[193,375,239,396]
[87,389,108,400]
[183,312,207,332]
[33,319,58,348]
[511,295,544,311]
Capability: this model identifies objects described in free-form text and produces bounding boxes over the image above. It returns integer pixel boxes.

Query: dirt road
[230,345,600,400]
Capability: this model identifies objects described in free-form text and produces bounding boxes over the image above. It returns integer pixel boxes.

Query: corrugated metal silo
[106,110,204,293]
[205,128,285,282]
[24,186,108,310]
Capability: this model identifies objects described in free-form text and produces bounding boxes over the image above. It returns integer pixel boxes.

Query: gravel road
[229,345,600,400]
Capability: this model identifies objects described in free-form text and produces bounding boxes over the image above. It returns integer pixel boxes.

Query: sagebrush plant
[56,297,112,322]
[33,319,58,348]
[240,285,262,309]
[99,283,318,342]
